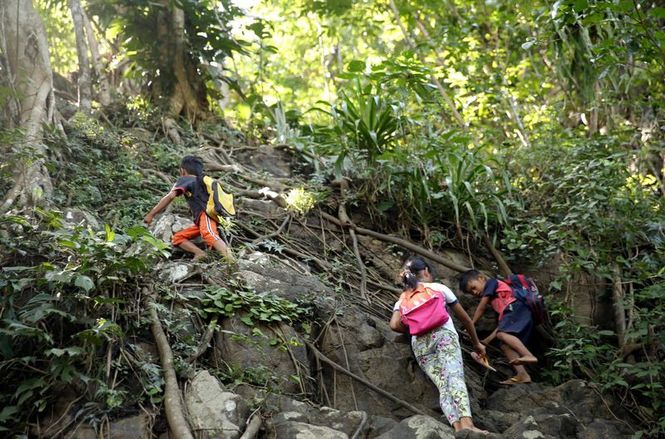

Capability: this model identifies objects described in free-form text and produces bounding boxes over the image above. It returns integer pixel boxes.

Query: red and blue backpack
[504,274,550,326]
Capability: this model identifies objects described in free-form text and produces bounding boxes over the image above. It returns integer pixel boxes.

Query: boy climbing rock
[460,270,536,385]
[144,155,233,262]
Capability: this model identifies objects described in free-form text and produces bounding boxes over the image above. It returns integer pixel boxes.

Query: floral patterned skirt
[411,326,472,425]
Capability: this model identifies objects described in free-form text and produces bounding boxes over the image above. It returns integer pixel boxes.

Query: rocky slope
[38,144,636,439]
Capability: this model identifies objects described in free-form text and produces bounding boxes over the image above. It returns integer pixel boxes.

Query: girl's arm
[389,310,408,333]
[451,303,486,356]
[471,296,491,324]
[144,190,177,225]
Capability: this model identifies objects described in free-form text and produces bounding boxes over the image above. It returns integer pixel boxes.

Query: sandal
[500,376,532,385]
[471,352,497,372]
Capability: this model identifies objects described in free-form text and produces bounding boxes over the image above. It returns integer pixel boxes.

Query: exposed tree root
[337,179,368,302]
[162,117,183,145]
[239,412,262,439]
[236,189,288,209]
[304,341,426,416]
[187,317,218,364]
[251,214,291,244]
[146,291,194,439]
[483,233,512,277]
[351,411,367,439]
[319,211,471,273]
[612,265,626,349]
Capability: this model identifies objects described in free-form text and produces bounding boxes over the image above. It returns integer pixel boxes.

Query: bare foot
[510,355,537,365]
[458,426,489,436]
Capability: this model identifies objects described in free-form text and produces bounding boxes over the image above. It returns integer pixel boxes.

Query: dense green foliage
[0,213,169,432]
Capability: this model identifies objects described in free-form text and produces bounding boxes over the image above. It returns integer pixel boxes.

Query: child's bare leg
[178,239,206,260]
[496,332,537,365]
[500,344,531,383]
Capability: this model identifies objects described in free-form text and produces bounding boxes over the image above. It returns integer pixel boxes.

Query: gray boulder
[65,414,152,439]
[263,394,386,438]
[237,251,335,309]
[273,421,348,439]
[236,144,294,178]
[151,213,192,244]
[215,315,309,393]
[184,370,249,439]
[374,415,455,439]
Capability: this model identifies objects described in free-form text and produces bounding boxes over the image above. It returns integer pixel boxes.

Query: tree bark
[152,0,205,120]
[82,8,111,106]
[0,0,56,212]
[169,5,200,118]
[69,0,92,113]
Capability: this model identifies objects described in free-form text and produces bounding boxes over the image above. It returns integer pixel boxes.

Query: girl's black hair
[180,155,205,185]
[458,269,482,293]
[400,256,431,290]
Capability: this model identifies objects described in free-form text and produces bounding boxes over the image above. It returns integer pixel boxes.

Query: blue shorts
[498,300,533,344]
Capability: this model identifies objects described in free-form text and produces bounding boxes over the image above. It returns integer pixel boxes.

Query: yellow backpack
[202,175,236,221]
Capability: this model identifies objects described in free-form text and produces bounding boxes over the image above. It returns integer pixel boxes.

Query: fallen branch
[304,341,425,416]
[319,211,471,273]
[146,292,194,439]
[236,189,288,209]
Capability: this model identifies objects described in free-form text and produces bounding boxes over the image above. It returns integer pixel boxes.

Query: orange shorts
[172,212,223,248]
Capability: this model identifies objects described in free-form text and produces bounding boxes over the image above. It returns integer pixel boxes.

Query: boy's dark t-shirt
[172,175,208,224]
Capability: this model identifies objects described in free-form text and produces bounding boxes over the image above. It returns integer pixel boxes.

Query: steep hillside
[0,116,641,438]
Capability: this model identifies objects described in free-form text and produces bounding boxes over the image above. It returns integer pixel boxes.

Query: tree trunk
[69,0,92,113]
[82,8,111,106]
[0,0,56,212]
[169,6,197,118]
[153,0,206,121]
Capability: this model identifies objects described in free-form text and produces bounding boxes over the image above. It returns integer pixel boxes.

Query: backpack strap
[516,274,530,290]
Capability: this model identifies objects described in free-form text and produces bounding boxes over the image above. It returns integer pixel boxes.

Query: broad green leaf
[74,275,95,292]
